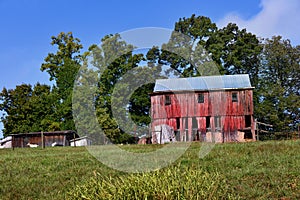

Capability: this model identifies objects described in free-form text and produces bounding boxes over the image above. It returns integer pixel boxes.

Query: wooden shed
[70,136,92,146]
[150,74,255,143]
[10,130,79,148]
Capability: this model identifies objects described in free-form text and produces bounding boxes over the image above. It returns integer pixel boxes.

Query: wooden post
[160,127,162,144]
[255,121,273,141]
[63,135,66,146]
[256,120,259,141]
[251,116,256,141]
[73,132,76,147]
[41,131,44,149]
[12,135,14,151]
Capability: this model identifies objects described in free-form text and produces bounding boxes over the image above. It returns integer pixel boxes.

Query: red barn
[150,74,255,143]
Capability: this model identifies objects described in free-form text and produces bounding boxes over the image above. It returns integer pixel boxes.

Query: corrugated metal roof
[9,130,78,137]
[153,74,253,92]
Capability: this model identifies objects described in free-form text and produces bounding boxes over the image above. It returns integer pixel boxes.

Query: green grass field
[0,140,299,199]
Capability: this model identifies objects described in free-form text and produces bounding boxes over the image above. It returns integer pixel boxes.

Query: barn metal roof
[153,74,253,92]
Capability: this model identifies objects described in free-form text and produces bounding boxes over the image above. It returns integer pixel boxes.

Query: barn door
[192,117,199,141]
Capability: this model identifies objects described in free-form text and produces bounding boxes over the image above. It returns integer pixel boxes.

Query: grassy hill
[0,140,299,199]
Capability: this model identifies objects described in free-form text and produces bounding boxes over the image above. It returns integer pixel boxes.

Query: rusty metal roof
[9,130,78,137]
[153,74,253,92]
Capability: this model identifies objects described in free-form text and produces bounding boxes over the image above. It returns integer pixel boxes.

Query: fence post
[41,131,44,149]
[160,127,162,144]
[73,132,76,147]
[256,119,259,141]
[12,135,14,150]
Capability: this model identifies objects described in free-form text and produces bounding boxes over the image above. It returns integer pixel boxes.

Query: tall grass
[68,165,234,200]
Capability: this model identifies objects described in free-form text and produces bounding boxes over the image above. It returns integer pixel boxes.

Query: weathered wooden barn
[150,74,255,143]
[10,130,79,148]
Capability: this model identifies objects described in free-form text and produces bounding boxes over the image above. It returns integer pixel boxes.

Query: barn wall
[210,90,253,116]
[151,90,253,119]
[11,131,78,148]
[12,136,41,148]
[151,89,254,142]
[44,135,66,146]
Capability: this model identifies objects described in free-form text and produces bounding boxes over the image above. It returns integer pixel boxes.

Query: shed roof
[153,74,253,93]
[10,130,78,137]
[70,135,89,142]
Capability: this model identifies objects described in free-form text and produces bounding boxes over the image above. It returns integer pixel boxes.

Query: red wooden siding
[151,90,253,118]
[196,117,206,133]
[151,89,254,141]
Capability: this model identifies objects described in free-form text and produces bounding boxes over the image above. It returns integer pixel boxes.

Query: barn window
[165,95,171,105]
[197,93,204,103]
[232,93,238,102]
[245,115,251,127]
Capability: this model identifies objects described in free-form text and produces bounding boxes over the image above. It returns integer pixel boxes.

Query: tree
[158,15,218,77]
[0,83,56,136]
[150,15,261,82]
[41,32,83,130]
[256,36,300,132]
[78,34,145,143]
[206,23,262,86]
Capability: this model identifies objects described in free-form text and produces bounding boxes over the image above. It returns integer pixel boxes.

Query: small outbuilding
[70,136,92,146]
[0,136,12,148]
[150,74,255,143]
[9,130,79,148]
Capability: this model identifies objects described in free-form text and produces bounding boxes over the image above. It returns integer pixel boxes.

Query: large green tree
[81,34,145,143]
[256,36,300,132]
[206,23,262,85]
[41,32,83,130]
[150,15,262,83]
[0,83,56,136]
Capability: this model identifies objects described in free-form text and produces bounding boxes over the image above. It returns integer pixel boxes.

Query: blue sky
[0,0,299,138]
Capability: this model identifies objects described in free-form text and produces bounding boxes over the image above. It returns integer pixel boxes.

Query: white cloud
[217,0,300,45]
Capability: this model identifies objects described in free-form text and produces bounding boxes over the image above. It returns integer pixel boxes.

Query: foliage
[84,34,146,143]
[155,15,262,81]
[40,32,83,82]
[158,15,218,77]
[207,23,262,85]
[0,83,57,136]
[256,36,300,131]
[41,32,83,131]
[0,32,83,136]
[128,83,154,127]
